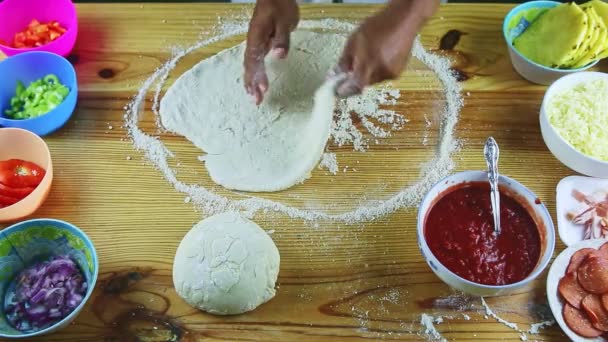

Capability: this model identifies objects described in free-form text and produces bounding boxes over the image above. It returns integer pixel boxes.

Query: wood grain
[2,3,604,341]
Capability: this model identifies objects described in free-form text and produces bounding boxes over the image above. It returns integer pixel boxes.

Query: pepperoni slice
[578,254,608,294]
[600,242,608,260]
[582,294,608,331]
[602,294,608,313]
[564,303,603,337]
[559,273,590,309]
[567,248,596,275]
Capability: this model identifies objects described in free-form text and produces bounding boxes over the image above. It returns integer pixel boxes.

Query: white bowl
[547,238,607,342]
[417,170,556,297]
[503,1,598,85]
[540,72,608,178]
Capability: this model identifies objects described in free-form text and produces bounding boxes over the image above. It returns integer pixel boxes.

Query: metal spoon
[484,137,501,235]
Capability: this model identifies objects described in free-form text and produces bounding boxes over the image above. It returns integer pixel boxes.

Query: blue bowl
[503,1,598,85]
[0,52,78,136]
[0,219,98,338]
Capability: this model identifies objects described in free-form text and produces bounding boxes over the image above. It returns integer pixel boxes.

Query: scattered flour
[319,153,338,175]
[480,297,555,339]
[332,85,407,152]
[481,297,521,332]
[124,18,463,223]
[420,314,448,342]
[528,320,555,334]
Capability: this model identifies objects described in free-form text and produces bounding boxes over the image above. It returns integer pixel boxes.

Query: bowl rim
[0,51,77,124]
[417,170,556,290]
[0,218,99,338]
[502,0,598,73]
[0,127,52,213]
[0,0,78,54]
[540,71,608,166]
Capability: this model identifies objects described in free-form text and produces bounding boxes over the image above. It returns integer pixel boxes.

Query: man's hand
[244,0,299,105]
[335,0,439,97]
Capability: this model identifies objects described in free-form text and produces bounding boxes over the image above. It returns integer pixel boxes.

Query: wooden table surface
[2,3,604,341]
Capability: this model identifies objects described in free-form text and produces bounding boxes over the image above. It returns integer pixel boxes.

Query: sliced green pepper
[3,74,70,120]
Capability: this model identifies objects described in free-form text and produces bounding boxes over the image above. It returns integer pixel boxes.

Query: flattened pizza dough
[160,30,343,192]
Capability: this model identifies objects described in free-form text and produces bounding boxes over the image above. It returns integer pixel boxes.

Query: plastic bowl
[503,1,598,85]
[540,71,608,178]
[0,218,98,338]
[0,128,53,223]
[0,0,78,57]
[417,170,556,297]
[0,52,78,136]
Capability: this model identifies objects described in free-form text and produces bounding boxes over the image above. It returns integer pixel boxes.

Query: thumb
[270,24,291,59]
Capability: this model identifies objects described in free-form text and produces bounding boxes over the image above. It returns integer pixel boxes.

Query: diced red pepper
[10,19,67,49]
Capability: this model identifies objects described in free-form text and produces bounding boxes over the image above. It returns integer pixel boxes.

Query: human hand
[244,0,300,105]
[333,0,438,97]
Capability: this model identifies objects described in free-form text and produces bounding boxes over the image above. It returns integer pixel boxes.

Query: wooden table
[2,3,603,341]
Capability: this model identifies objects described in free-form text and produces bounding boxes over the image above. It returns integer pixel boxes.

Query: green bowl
[0,218,98,338]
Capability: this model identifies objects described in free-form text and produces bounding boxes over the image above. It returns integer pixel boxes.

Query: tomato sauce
[424,182,541,286]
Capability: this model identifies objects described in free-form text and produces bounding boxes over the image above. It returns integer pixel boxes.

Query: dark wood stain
[98,68,115,79]
[93,268,199,341]
[439,29,465,51]
[103,271,146,294]
[66,54,80,65]
[450,68,470,82]
[416,295,478,311]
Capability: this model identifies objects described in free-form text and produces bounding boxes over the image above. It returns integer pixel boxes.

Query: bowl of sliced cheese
[540,71,608,178]
[504,1,607,85]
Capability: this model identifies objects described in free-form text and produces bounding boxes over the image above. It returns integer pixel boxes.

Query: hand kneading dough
[160,30,343,192]
[173,212,280,315]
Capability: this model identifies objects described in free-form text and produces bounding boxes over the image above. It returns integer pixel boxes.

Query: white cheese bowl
[540,72,608,178]
[416,170,555,297]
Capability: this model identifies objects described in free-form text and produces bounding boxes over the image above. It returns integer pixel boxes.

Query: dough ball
[172,212,280,315]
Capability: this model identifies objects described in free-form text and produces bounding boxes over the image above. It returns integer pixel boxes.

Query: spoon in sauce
[484,137,501,235]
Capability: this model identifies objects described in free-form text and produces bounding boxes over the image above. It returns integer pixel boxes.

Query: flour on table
[319,153,338,175]
[420,313,448,342]
[480,297,555,340]
[332,85,408,152]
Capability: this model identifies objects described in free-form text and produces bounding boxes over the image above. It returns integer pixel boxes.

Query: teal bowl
[0,219,98,338]
[503,1,598,85]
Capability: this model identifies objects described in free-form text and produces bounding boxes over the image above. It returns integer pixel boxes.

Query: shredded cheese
[547,79,608,161]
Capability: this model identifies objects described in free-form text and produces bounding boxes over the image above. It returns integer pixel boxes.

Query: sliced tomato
[0,194,21,207]
[0,183,35,200]
[0,159,46,188]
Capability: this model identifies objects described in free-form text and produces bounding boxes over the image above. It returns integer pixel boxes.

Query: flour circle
[125,19,463,223]
[173,212,280,315]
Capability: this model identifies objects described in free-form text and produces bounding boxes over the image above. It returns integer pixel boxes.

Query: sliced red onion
[4,255,88,332]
